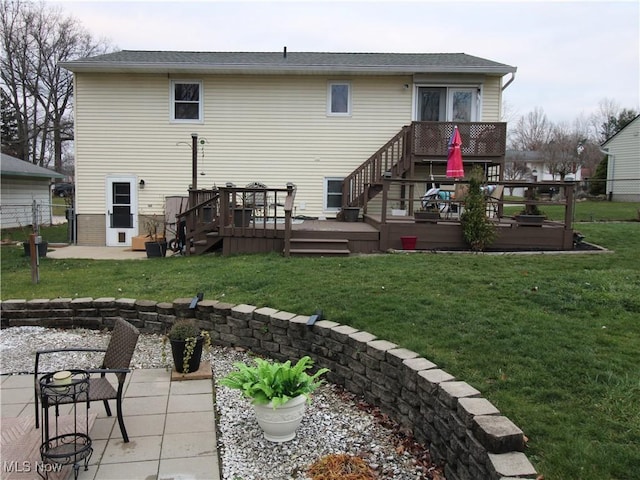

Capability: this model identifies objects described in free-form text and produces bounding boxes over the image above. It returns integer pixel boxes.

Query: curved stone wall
[1,297,538,480]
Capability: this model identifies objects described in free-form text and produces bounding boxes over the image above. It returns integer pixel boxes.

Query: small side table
[39,370,93,480]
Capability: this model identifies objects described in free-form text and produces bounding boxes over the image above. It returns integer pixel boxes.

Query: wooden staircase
[191,231,223,255]
[342,124,414,209]
[177,189,222,255]
[288,237,350,256]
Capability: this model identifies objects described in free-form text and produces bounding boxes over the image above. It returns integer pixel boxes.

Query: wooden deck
[218,214,573,255]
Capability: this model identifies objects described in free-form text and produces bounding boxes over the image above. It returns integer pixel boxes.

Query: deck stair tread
[289,236,351,256]
[291,238,348,244]
[288,248,351,256]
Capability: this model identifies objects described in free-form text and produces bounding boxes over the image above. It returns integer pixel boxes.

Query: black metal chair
[34,318,140,442]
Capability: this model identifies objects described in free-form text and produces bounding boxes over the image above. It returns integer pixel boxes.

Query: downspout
[501,72,516,91]
[599,146,615,201]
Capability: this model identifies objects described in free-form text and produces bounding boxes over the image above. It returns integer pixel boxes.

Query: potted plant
[414,202,441,222]
[143,215,167,257]
[515,192,546,226]
[219,356,329,442]
[162,319,211,374]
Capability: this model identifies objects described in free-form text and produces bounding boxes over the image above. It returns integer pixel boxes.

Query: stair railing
[342,124,413,209]
[177,189,220,255]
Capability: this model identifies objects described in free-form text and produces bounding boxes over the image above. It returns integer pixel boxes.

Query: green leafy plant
[219,356,329,408]
[460,166,496,251]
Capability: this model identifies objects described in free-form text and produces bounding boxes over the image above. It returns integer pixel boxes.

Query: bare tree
[542,123,582,180]
[0,0,110,170]
[503,152,531,195]
[510,106,552,151]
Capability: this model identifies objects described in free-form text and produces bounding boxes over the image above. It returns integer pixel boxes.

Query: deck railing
[342,125,413,209]
[380,178,575,228]
[342,121,507,209]
[178,189,220,255]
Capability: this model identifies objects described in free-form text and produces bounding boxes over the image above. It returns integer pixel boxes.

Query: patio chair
[485,185,504,218]
[34,318,140,442]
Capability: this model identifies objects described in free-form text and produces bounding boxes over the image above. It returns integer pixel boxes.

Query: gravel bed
[0,326,440,479]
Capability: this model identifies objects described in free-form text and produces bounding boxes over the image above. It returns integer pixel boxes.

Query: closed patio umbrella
[446,126,465,179]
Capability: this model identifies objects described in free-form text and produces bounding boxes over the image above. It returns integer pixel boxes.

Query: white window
[327,82,351,116]
[171,80,203,122]
[324,178,343,211]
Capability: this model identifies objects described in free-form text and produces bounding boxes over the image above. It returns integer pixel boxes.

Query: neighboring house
[0,153,65,229]
[601,114,640,201]
[60,50,516,247]
[505,149,583,198]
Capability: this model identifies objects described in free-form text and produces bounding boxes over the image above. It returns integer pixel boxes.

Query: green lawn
[1,213,639,479]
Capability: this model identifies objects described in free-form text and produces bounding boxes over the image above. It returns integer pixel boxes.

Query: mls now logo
[3,461,63,473]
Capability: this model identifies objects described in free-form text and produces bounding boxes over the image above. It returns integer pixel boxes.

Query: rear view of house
[61,50,516,247]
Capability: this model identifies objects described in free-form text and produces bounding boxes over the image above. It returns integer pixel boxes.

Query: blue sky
[55,0,639,125]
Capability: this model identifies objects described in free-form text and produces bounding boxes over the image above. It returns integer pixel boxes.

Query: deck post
[283,184,296,257]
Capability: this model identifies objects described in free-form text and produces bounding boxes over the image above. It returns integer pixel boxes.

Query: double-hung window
[327,82,351,116]
[325,178,343,211]
[171,80,203,122]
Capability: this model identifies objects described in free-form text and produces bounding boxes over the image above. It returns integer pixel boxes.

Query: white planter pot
[252,395,307,442]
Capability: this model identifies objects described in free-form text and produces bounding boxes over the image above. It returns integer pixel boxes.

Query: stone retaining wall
[1,297,538,480]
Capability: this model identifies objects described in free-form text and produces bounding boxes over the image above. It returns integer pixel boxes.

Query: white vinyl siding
[604,116,640,199]
[72,72,504,218]
[74,74,412,217]
[0,177,53,228]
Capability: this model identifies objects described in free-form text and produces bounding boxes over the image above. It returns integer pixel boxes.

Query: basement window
[171,80,203,122]
[324,178,343,211]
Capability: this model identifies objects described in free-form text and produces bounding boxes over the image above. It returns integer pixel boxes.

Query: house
[504,149,582,198]
[0,153,64,229]
[60,50,517,247]
[600,114,640,201]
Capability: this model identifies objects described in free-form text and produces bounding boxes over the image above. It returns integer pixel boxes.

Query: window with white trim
[416,86,478,122]
[324,177,343,211]
[327,82,351,116]
[171,80,203,122]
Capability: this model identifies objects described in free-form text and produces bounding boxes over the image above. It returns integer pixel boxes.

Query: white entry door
[106,176,137,246]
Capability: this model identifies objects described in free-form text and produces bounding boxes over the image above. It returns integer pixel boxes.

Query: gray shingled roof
[1,153,65,179]
[60,50,516,76]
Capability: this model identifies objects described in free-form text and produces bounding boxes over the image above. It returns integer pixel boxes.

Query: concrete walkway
[0,369,221,480]
[47,245,148,260]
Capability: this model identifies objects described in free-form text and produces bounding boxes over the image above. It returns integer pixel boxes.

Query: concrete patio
[0,368,220,480]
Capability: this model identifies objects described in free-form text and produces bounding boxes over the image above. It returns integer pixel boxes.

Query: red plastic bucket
[400,236,417,250]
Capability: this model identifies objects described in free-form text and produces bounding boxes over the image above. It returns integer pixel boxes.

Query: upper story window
[171,80,203,122]
[416,86,478,122]
[327,82,351,116]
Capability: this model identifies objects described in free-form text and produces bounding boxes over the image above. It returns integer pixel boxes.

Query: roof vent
[283,46,287,59]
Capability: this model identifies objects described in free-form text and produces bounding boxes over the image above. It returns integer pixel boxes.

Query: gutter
[59,61,518,77]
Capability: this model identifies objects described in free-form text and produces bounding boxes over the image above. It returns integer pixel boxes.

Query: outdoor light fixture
[225,182,236,188]
[139,179,145,189]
